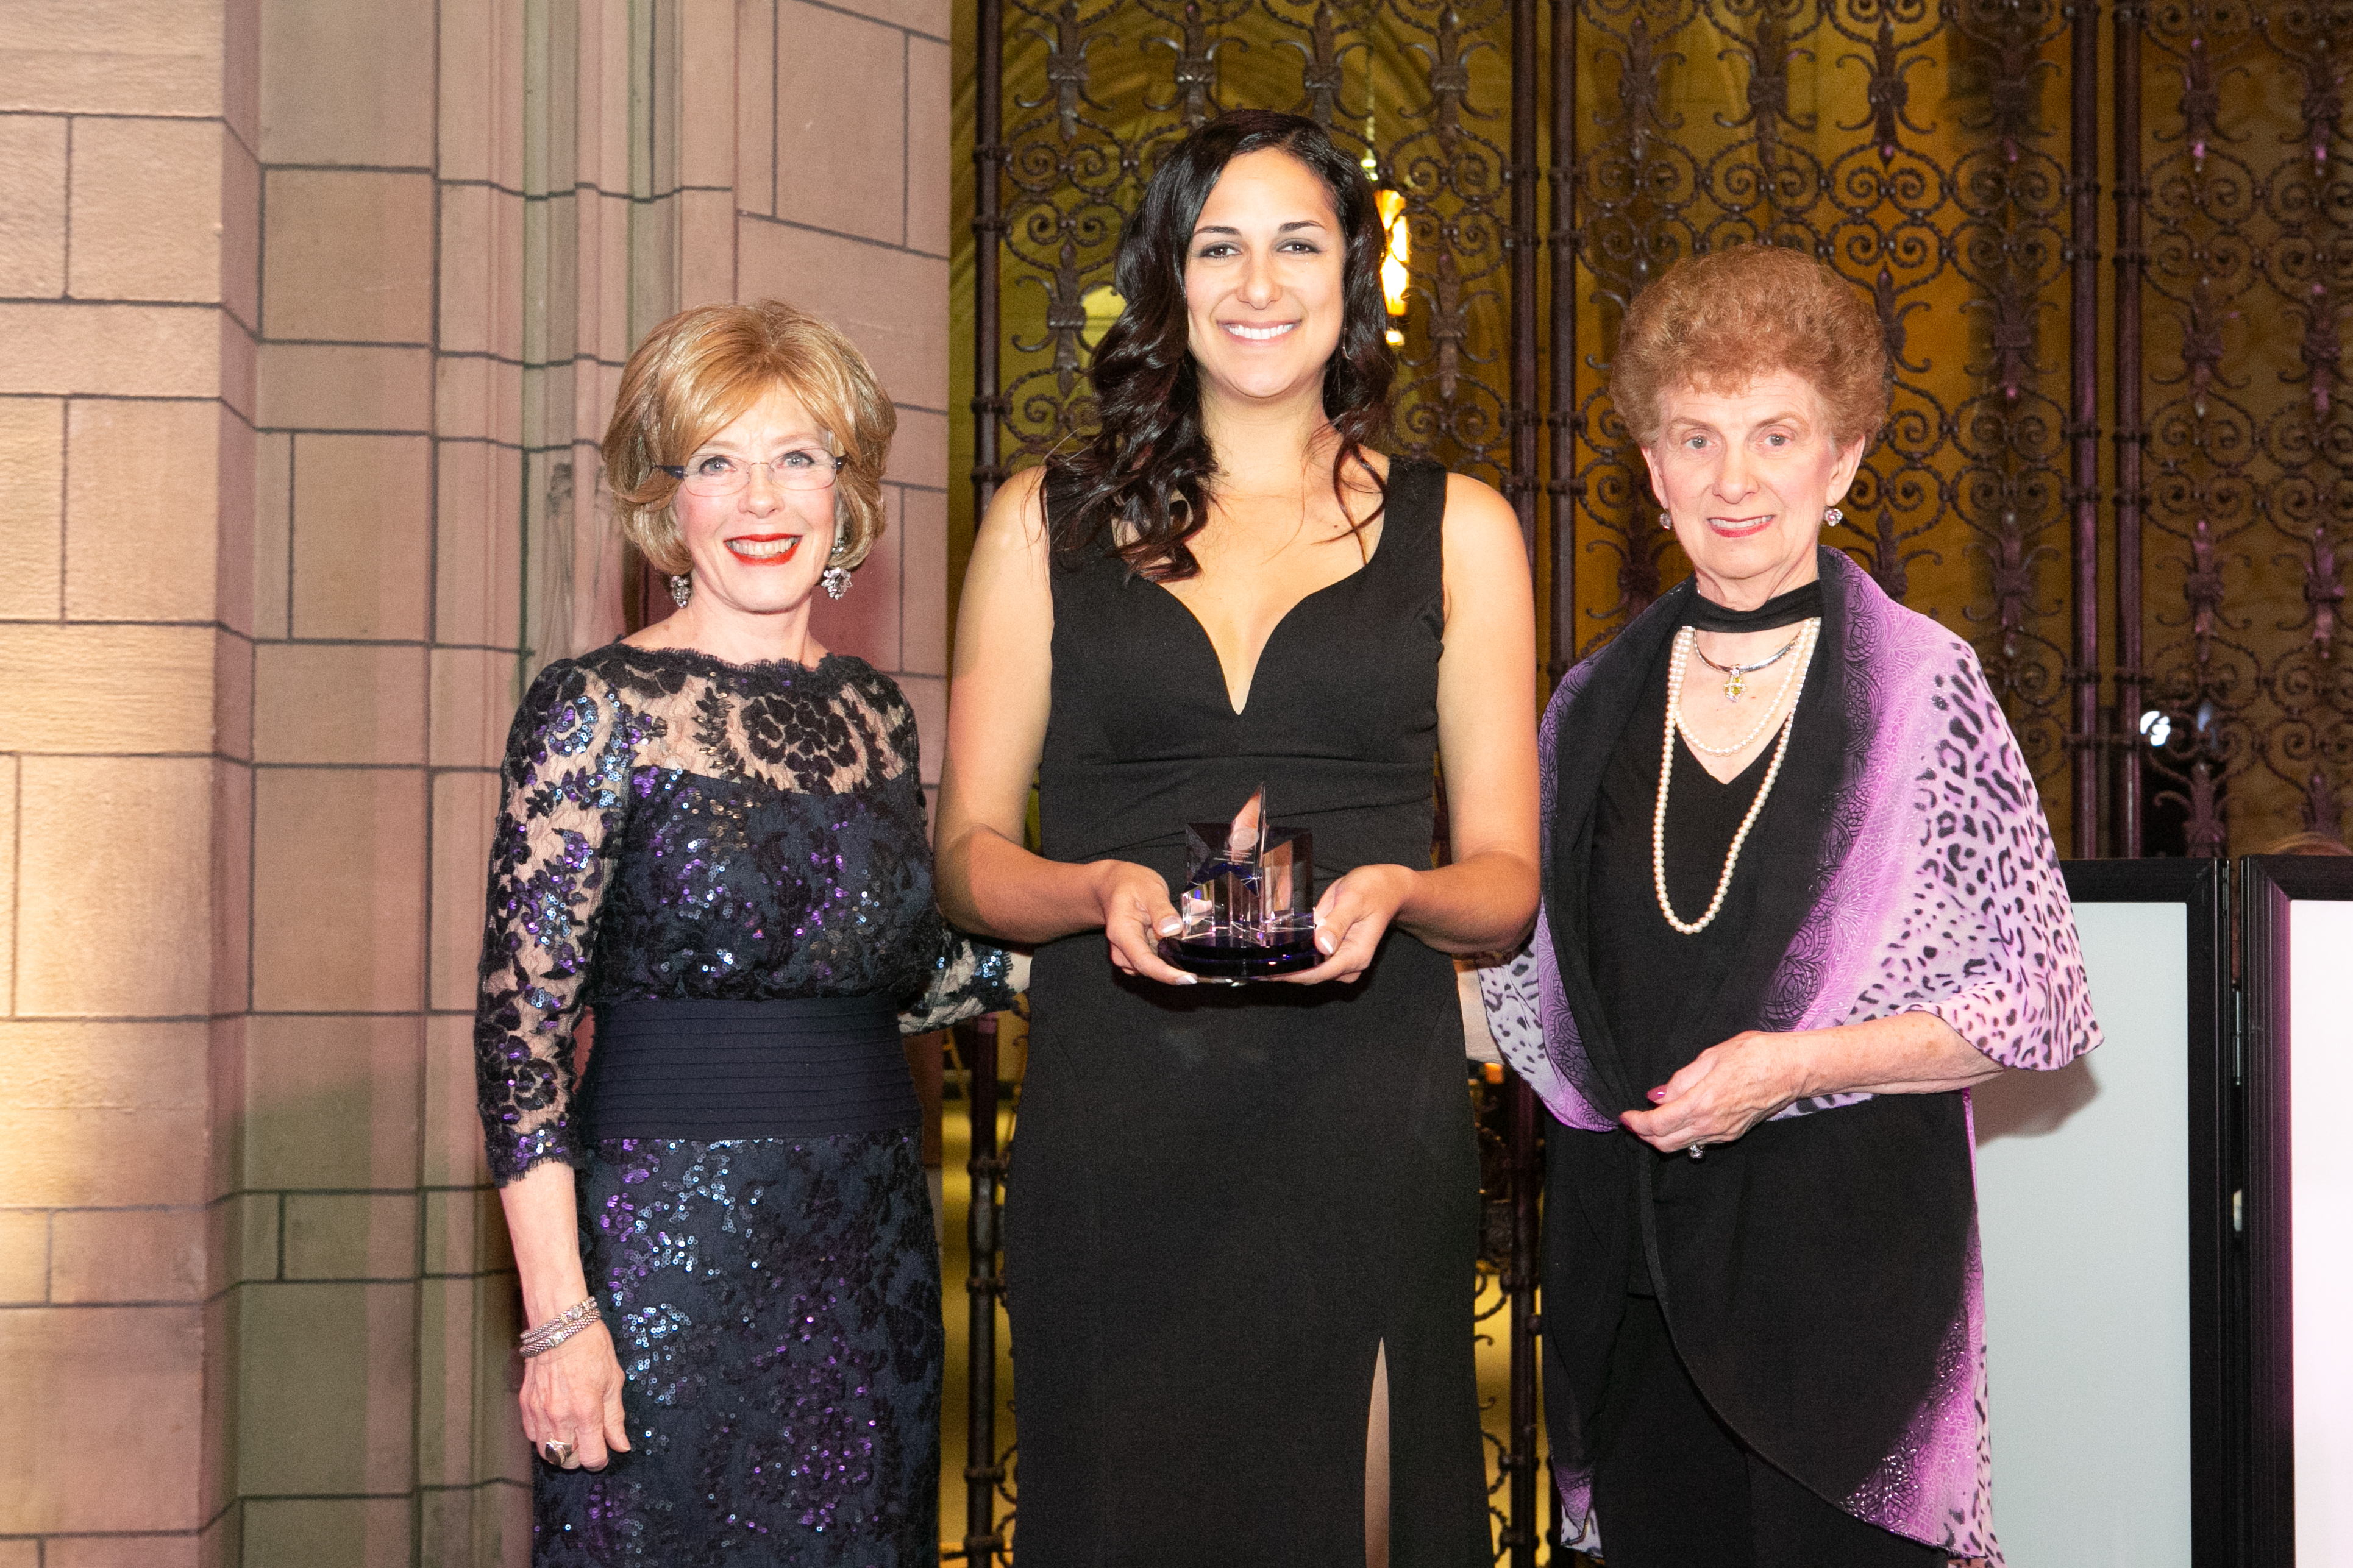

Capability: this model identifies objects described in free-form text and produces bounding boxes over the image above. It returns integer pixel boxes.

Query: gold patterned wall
[959,0,2117,860]
[1561,0,2083,817]
[956,1,2353,862]
[983,0,1522,485]
[2137,0,2353,855]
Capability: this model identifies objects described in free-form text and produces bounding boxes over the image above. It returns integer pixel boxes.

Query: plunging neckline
[1147,537,1381,717]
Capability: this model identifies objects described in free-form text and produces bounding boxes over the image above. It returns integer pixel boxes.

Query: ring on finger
[1687,1140,1707,1161]
[541,1438,576,1467]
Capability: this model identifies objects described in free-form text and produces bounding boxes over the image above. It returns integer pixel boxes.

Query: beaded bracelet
[518,1298,602,1359]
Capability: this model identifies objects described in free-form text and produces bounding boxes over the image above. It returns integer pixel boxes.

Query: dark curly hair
[1045,110,1397,580]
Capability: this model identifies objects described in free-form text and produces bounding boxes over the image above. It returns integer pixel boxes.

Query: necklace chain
[1673,638,1803,756]
[1691,629,1799,701]
[1653,619,1821,935]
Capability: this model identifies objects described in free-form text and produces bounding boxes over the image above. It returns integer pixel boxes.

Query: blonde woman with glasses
[472,300,1015,1564]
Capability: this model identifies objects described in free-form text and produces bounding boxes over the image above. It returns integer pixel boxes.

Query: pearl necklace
[1653,617,1821,935]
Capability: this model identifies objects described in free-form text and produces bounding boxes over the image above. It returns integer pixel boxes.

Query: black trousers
[1589,1296,1949,1568]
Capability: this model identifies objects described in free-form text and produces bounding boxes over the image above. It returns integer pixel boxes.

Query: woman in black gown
[474,300,1014,1564]
[935,112,1539,1566]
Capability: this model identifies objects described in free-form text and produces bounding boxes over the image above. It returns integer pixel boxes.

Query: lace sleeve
[899,924,1029,1035]
[474,661,633,1184]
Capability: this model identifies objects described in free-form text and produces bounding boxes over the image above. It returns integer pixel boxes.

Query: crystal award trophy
[1155,786,1320,981]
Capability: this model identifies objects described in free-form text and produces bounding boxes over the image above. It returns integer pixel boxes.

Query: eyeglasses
[658,448,846,497]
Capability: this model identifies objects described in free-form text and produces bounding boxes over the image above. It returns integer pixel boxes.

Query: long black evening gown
[474,644,1014,1566]
[1008,458,1489,1566]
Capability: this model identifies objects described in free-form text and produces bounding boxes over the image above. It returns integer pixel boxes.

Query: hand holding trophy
[1156,786,1320,981]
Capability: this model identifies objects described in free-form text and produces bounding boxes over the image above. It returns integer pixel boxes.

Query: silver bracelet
[518,1298,601,1358]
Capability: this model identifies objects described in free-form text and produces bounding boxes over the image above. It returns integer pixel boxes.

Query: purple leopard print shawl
[1483,549,2100,1565]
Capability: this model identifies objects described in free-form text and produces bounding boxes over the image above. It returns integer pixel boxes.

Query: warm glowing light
[1376,188,1409,326]
[1080,284,1126,350]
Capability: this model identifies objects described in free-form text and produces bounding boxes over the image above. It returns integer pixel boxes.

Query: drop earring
[1823,506,1843,528]
[669,573,691,608]
[821,522,851,598]
[1658,509,1673,531]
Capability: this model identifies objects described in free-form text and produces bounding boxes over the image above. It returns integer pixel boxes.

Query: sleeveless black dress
[1005,458,1489,1566]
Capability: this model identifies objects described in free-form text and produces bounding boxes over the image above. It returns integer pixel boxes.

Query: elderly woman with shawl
[1483,245,2099,1567]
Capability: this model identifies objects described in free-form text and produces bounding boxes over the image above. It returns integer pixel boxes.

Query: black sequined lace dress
[474,643,1014,1566]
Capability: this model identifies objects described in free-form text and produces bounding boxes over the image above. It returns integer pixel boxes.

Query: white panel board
[2291,899,2353,1567]
[1974,901,2191,1568]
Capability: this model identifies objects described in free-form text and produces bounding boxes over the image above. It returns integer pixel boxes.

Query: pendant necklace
[1654,618,1821,935]
[1690,629,1800,702]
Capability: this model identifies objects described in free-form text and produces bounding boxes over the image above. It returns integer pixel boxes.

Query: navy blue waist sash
[580,996,916,1142]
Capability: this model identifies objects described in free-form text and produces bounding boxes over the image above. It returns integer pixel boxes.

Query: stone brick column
[0,2,951,1563]
[0,4,261,1564]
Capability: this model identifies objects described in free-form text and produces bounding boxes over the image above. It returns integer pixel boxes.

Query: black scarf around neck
[1678,578,1824,634]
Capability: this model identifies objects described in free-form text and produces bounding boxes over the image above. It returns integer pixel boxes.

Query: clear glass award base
[1155,928,1322,981]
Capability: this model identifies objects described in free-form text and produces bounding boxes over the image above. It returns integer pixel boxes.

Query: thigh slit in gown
[1007,458,1489,1567]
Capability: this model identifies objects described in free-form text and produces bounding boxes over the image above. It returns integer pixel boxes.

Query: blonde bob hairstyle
[603,300,897,577]
[1611,244,1890,450]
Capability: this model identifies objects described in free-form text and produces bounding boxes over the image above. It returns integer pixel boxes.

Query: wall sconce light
[1376,188,1409,347]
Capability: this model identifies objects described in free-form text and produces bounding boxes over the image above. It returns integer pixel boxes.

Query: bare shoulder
[1430,475,1525,592]
[1429,472,1531,637]
[1439,470,1518,531]
[975,464,1053,561]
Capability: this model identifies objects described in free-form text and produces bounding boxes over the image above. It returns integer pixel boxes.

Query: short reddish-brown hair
[603,300,897,576]
[1611,245,1890,449]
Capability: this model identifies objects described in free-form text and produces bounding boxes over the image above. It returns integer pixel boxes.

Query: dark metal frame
[2133,1,2353,856]
[2070,0,2104,853]
[2235,854,2353,1567]
[2059,857,2239,1562]
[2113,0,2148,859]
[1545,0,1576,687]
[1501,1074,1543,1566]
[958,1017,1010,1563]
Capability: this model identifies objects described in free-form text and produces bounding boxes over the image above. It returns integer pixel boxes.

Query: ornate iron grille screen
[1559,0,2090,837]
[982,0,1525,495]
[2133,0,2353,856]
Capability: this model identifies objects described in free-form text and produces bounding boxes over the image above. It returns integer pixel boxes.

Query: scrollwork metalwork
[1560,0,2085,829]
[2138,0,2353,853]
[991,0,1524,487]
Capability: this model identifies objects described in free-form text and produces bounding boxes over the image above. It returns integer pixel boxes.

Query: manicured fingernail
[1648,1088,1667,1102]
[1316,932,1337,954]
[1157,917,1181,936]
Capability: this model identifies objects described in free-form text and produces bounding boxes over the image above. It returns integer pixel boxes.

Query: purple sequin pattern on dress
[534,1132,942,1566]
[475,645,1014,1566]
